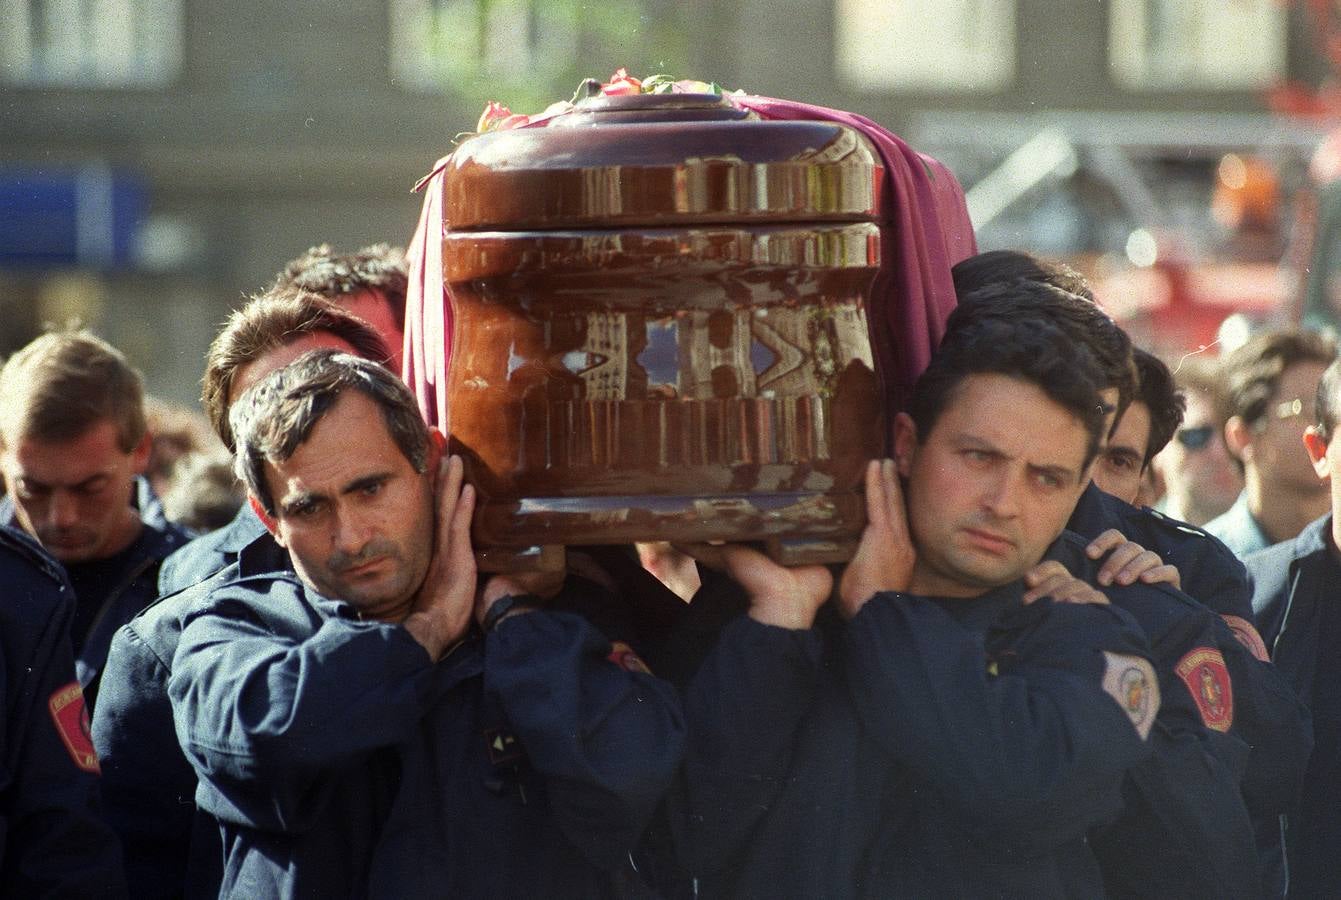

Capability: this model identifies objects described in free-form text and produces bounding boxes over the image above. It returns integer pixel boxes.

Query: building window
[1109,0,1285,90]
[390,0,691,111]
[0,0,182,87]
[834,0,1015,93]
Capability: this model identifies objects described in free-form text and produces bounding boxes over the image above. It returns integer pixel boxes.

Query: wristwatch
[482,593,542,633]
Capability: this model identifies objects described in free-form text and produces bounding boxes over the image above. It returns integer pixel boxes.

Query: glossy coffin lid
[446,94,883,230]
[442,93,887,563]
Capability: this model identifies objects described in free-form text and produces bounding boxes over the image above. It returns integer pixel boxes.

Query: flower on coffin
[475,101,528,133]
[470,70,742,140]
[600,67,642,95]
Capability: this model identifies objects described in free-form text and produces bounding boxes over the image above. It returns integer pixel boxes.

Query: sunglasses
[1175,425,1215,450]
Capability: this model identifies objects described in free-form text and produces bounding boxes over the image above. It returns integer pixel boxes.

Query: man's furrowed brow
[280,491,323,517]
[343,472,394,495]
[1030,461,1082,485]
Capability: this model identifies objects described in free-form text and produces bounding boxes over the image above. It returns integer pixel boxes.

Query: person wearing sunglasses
[1205,329,1336,558]
[1152,355,1243,528]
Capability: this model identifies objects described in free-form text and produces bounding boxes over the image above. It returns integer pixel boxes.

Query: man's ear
[129,431,153,475]
[892,412,918,478]
[1223,416,1251,463]
[1304,425,1332,480]
[248,496,283,543]
[425,428,447,474]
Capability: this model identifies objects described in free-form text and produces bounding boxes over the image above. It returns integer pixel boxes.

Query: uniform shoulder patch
[48,682,100,773]
[607,641,652,675]
[1221,615,1270,662]
[1176,646,1234,732]
[1102,651,1159,740]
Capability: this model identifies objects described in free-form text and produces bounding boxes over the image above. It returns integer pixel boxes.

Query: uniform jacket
[167,569,686,898]
[0,525,126,898]
[1071,482,1256,623]
[156,502,269,597]
[1047,534,1258,898]
[676,535,1159,898]
[93,533,289,900]
[1069,481,1312,887]
[1245,514,1336,898]
[0,477,191,708]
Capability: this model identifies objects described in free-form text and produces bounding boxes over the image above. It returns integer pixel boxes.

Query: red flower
[476,101,529,133]
[600,67,642,96]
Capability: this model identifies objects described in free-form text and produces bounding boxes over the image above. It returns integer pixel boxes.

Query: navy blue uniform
[168,569,685,897]
[1,477,190,710]
[92,533,288,900]
[1070,482,1254,622]
[1045,534,1258,898]
[0,525,126,898]
[1070,481,1312,892]
[1245,514,1336,899]
[156,502,268,597]
[676,556,1157,897]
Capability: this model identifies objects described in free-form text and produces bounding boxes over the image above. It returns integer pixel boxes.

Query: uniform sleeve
[842,593,1155,857]
[1,593,126,899]
[1214,616,1312,823]
[1090,602,1260,899]
[91,621,199,900]
[167,592,437,832]
[669,613,823,876]
[484,607,686,871]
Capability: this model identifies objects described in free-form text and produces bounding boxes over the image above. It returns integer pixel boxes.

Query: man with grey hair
[169,349,684,896]
[92,292,389,899]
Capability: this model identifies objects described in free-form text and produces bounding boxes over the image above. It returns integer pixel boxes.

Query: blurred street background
[4,0,1341,403]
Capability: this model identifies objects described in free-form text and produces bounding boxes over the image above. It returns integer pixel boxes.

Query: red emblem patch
[607,641,652,675]
[1222,615,1270,662]
[48,682,100,773]
[1176,647,1234,733]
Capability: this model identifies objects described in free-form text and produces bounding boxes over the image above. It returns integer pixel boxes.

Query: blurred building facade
[0,0,1329,401]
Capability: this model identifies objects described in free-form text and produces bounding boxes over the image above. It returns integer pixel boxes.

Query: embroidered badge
[1221,615,1270,663]
[1176,646,1234,732]
[607,641,652,675]
[1102,651,1159,740]
[48,681,100,773]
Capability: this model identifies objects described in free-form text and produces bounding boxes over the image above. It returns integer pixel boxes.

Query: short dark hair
[203,289,390,451]
[909,313,1108,470]
[0,329,146,452]
[952,249,1095,302]
[1132,348,1184,466]
[946,279,1136,429]
[1314,355,1341,440]
[1169,354,1225,408]
[230,350,429,516]
[1221,328,1336,430]
[275,243,409,332]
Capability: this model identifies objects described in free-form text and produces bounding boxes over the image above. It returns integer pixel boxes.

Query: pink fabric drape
[403,155,452,430]
[730,95,977,411]
[401,97,977,431]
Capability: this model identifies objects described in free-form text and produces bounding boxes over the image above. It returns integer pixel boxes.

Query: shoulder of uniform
[1140,506,1217,540]
[144,516,194,559]
[210,568,304,597]
[0,524,70,589]
[133,560,243,625]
